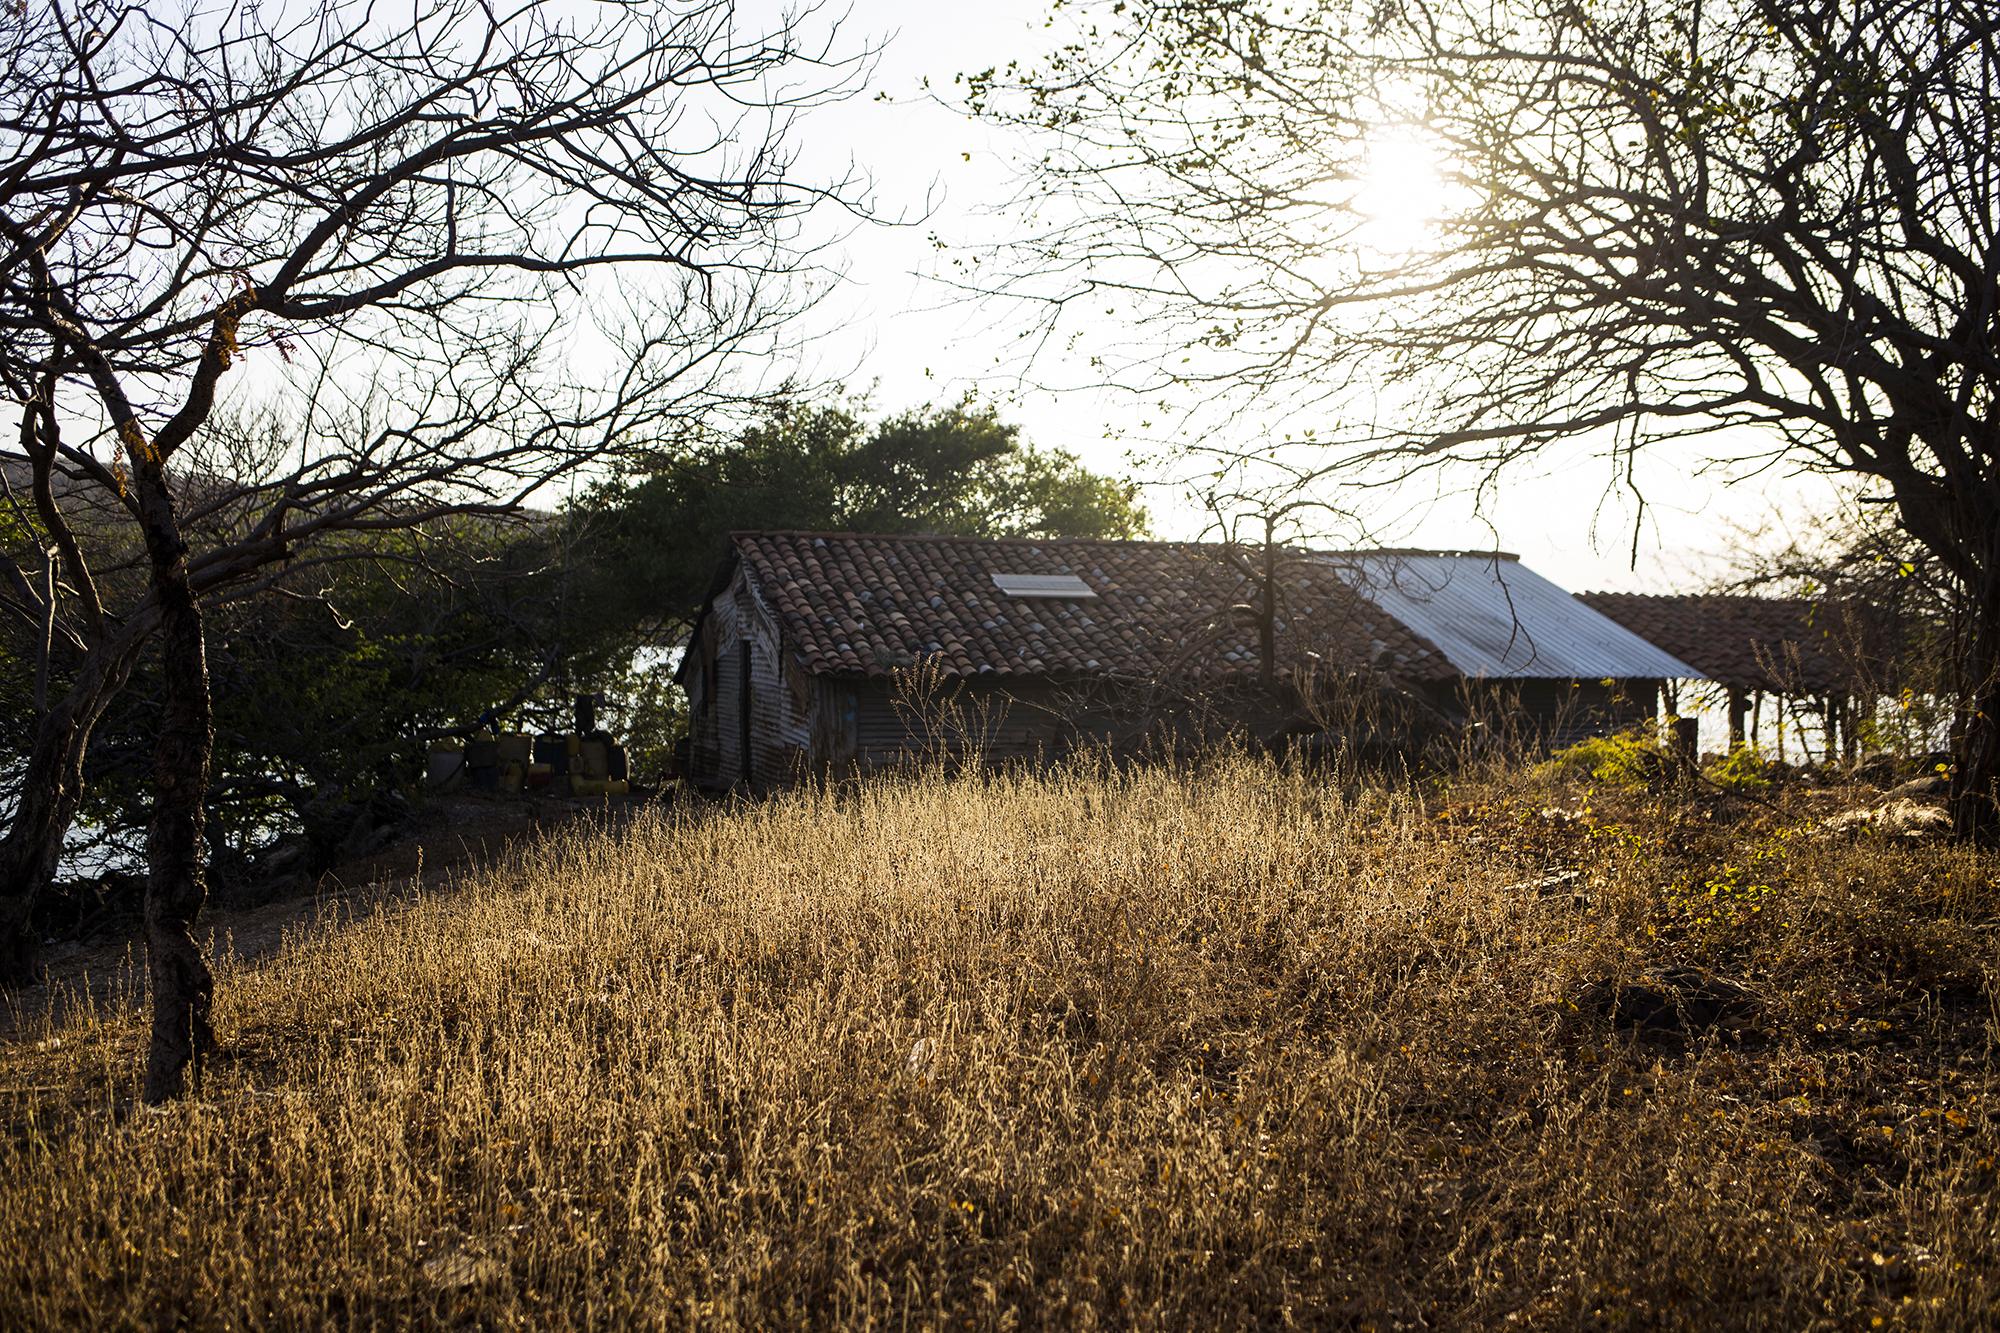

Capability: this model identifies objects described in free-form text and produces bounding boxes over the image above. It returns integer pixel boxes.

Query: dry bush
[1,757,1996,1329]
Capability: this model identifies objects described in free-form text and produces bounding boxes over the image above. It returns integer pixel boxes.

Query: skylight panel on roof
[991,572,1097,599]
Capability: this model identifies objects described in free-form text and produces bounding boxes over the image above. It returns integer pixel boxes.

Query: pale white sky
[742,0,1842,594]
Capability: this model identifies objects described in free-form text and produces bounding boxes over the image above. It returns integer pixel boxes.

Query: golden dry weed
[1,757,1995,1329]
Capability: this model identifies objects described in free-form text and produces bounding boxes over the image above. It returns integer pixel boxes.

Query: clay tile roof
[729,531,1457,684]
[1576,592,1887,694]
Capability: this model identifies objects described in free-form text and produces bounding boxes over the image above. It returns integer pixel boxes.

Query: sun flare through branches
[1351,122,1457,260]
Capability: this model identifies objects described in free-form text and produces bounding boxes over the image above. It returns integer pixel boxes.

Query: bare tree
[0,0,866,1100]
[969,0,2000,836]
[1711,495,1948,752]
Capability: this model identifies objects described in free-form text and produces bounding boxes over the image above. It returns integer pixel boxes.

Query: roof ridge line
[732,532,1530,559]
[730,529,1204,548]
[1317,547,1522,561]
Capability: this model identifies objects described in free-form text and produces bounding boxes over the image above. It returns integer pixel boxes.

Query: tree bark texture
[1950,570,2000,843]
[140,553,215,1104]
[103,382,222,1102]
[66,319,228,1101]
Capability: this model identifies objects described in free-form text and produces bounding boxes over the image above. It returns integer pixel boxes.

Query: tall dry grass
[1,756,1996,1329]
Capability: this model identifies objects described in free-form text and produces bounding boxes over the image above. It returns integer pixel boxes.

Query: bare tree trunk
[68,319,227,1102]
[140,547,215,1104]
[0,629,150,984]
[1950,570,2000,843]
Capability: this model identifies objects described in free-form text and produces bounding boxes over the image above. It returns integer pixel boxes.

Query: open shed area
[1580,593,1898,760]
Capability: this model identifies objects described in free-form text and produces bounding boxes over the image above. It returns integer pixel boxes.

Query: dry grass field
[1,757,1996,1329]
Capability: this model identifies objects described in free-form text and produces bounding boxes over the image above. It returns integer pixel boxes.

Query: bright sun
[1353,125,1454,256]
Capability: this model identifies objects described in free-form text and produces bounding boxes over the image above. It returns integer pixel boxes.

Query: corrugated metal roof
[1324,553,1701,680]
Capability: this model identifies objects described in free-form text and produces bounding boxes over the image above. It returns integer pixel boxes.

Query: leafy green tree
[197,523,584,872]
[5,519,585,899]
[582,396,1147,634]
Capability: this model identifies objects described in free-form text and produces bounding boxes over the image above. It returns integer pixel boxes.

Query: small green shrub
[1706,743,1772,791]
[1534,726,1661,788]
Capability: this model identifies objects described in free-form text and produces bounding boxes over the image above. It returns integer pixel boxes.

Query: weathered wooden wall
[685,560,812,789]
[1443,678,1660,751]
[847,679,1069,771]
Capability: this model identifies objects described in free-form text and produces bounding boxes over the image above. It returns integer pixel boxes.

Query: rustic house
[676,533,1695,790]
[1577,592,1891,757]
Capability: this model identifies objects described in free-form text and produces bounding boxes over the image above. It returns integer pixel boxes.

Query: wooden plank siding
[849,680,1070,773]
[1434,678,1661,752]
[685,560,813,789]
[689,637,1113,788]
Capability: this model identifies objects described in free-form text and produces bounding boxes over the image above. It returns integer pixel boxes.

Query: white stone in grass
[423,1247,504,1290]
[1821,798,1950,839]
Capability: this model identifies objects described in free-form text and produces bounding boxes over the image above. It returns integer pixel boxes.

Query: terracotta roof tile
[1577,592,1886,693]
[732,531,1455,684]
